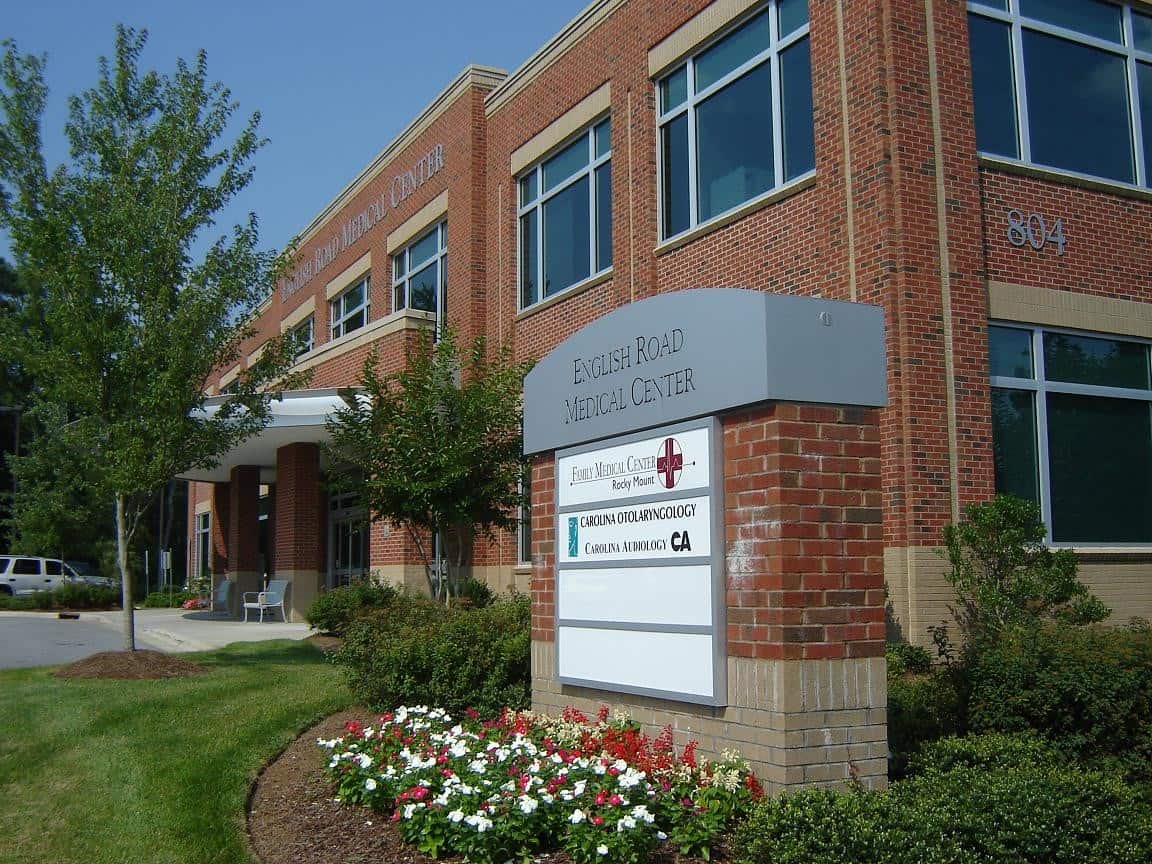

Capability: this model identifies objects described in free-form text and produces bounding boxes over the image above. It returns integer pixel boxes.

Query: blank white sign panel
[558,627,715,697]
[558,566,713,626]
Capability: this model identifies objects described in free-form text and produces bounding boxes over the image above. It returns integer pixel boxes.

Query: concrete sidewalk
[77,608,314,652]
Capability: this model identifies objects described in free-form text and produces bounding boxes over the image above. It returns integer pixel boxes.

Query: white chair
[242,579,289,623]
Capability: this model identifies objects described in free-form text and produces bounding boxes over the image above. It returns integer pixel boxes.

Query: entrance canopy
[178,388,353,484]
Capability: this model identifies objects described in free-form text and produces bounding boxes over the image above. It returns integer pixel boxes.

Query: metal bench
[242,578,289,623]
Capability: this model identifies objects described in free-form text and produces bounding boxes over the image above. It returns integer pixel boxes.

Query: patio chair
[242,578,289,623]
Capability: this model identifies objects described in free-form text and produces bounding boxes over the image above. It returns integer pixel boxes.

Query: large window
[195,512,211,577]
[393,221,447,322]
[657,1,813,241]
[290,316,314,358]
[330,275,370,340]
[969,0,1152,186]
[989,323,1152,543]
[519,120,612,309]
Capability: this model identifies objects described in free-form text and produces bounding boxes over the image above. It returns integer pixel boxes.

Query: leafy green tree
[0,27,304,647]
[939,494,1110,646]
[327,327,532,601]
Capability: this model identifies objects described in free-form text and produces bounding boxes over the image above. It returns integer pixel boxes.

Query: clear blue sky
[1,0,587,263]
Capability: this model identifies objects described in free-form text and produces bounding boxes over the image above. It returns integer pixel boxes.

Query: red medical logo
[656,437,684,489]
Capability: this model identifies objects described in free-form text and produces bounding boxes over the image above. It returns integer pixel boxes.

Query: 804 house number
[1006,209,1067,255]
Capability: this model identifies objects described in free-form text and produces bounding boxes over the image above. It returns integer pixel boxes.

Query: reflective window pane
[1044,332,1150,389]
[1023,30,1133,182]
[970,0,1008,9]
[595,120,611,158]
[1047,393,1152,542]
[695,10,770,92]
[520,172,538,207]
[393,283,406,312]
[393,255,403,282]
[409,228,439,268]
[543,176,591,296]
[1140,63,1152,184]
[781,37,815,179]
[992,388,1040,505]
[1020,0,1123,43]
[969,14,1020,159]
[520,211,538,308]
[1135,12,1152,53]
[661,113,690,238]
[660,66,688,113]
[596,163,612,272]
[543,136,589,192]
[409,262,439,313]
[778,0,809,37]
[696,62,775,222]
[989,326,1034,378]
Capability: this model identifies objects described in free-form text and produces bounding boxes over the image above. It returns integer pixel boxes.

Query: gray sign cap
[523,288,887,454]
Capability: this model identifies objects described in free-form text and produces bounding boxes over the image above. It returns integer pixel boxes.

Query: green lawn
[0,640,351,864]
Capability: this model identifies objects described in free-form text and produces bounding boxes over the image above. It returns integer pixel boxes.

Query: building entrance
[328,491,368,587]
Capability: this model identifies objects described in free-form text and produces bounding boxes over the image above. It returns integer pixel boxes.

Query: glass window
[393,221,447,322]
[518,118,611,309]
[658,1,813,240]
[969,2,1152,187]
[290,316,313,358]
[518,469,532,565]
[195,512,211,577]
[989,323,1152,544]
[13,559,39,575]
[45,560,62,576]
[330,275,370,340]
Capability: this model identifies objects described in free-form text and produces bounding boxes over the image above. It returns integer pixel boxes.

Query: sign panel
[557,425,711,508]
[524,288,887,455]
[554,416,725,706]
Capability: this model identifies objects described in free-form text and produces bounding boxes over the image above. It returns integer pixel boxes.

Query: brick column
[227,465,261,618]
[275,443,322,621]
[530,403,887,794]
[210,482,230,585]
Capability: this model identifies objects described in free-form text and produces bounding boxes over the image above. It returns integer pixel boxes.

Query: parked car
[0,556,72,595]
[64,560,116,589]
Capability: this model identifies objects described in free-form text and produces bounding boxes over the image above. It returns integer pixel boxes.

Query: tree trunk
[116,492,136,651]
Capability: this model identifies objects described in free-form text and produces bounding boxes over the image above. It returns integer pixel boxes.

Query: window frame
[195,511,212,577]
[968,0,1152,189]
[392,220,447,330]
[517,119,612,311]
[290,315,314,358]
[655,2,814,242]
[989,320,1152,546]
[329,274,371,341]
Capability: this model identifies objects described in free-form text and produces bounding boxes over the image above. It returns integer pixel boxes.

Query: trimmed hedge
[887,665,964,778]
[335,593,530,718]
[0,583,119,610]
[305,580,398,636]
[734,760,1152,864]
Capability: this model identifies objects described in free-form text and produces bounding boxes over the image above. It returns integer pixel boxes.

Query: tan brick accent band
[387,191,449,254]
[219,363,241,389]
[988,281,1152,339]
[325,251,372,300]
[648,0,762,77]
[280,296,316,333]
[510,83,610,176]
[532,641,887,794]
[289,310,433,376]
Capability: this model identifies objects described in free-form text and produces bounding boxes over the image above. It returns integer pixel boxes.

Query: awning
[178,388,355,484]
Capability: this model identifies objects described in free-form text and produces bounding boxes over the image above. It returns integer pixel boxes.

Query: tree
[0,27,304,648]
[327,327,532,601]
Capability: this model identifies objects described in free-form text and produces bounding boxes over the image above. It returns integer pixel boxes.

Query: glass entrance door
[328,491,369,588]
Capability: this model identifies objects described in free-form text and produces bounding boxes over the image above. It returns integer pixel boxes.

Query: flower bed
[319,705,762,864]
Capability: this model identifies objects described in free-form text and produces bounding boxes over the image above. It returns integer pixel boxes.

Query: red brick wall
[228,465,261,573]
[274,443,322,574]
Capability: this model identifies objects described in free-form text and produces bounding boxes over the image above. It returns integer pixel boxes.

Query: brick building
[186,0,1152,786]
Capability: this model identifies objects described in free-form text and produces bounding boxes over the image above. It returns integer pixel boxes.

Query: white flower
[464,812,493,832]
[569,808,587,824]
[573,779,588,796]
[631,805,654,823]
[518,795,539,814]
[616,815,637,831]
[657,831,668,841]
[448,810,465,823]
[402,804,419,819]
[468,758,488,774]
[356,753,373,770]
[364,778,377,792]
[597,844,609,856]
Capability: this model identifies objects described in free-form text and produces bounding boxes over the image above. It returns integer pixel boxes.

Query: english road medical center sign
[555,418,726,705]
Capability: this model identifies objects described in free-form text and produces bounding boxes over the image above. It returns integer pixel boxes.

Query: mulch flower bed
[52,649,207,679]
[246,713,739,864]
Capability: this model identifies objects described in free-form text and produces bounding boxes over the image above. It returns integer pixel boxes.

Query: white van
[0,556,77,596]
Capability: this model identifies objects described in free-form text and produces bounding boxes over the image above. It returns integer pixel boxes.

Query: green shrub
[0,593,36,610]
[51,582,119,609]
[887,666,964,778]
[886,641,932,676]
[336,594,529,717]
[452,576,495,609]
[304,580,398,636]
[967,622,1152,778]
[142,590,196,608]
[907,732,1064,776]
[734,763,1152,864]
